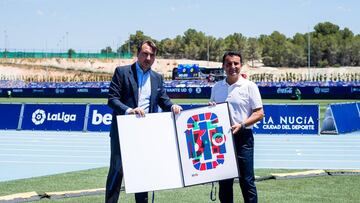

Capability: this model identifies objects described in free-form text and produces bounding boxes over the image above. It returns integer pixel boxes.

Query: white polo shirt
[210,76,263,129]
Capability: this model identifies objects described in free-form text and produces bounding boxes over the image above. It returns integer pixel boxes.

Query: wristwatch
[241,122,246,130]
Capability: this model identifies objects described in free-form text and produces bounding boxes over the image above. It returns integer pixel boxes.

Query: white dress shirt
[135,62,151,113]
[210,76,263,128]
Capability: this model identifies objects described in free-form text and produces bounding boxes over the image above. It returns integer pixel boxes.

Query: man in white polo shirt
[210,51,264,203]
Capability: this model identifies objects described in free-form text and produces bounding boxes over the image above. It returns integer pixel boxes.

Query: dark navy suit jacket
[107,63,173,167]
[105,63,174,201]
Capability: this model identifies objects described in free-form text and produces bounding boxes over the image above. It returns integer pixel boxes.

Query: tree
[284,42,306,67]
[314,22,340,36]
[208,37,225,62]
[350,35,360,66]
[245,37,262,67]
[292,33,306,46]
[182,29,207,60]
[309,32,323,66]
[101,46,113,54]
[261,31,288,67]
[158,36,184,58]
[104,23,360,67]
[117,31,155,56]
[224,33,247,57]
[338,28,354,66]
[312,22,341,66]
[67,49,76,58]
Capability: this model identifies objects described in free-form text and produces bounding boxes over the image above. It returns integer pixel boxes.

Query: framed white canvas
[116,112,183,193]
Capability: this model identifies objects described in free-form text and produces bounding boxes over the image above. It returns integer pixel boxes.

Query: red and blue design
[185,112,226,171]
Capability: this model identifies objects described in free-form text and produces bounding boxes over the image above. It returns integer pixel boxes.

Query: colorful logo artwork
[185,112,226,171]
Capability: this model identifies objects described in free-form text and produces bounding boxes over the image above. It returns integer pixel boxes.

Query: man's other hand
[128,107,146,117]
[171,104,182,114]
[208,101,217,106]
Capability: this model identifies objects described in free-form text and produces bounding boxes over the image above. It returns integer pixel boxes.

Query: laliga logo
[31,109,76,125]
[32,109,46,125]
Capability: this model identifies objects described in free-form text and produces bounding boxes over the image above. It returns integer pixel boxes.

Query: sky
[0,0,359,52]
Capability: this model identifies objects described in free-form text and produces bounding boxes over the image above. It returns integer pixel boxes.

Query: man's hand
[171,104,182,114]
[231,123,244,134]
[208,101,217,106]
[128,107,146,117]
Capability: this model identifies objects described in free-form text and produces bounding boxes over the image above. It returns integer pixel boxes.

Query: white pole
[66,32,69,51]
[307,29,311,81]
[4,30,7,51]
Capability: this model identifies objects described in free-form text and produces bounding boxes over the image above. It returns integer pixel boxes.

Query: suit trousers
[218,129,257,203]
[105,130,148,203]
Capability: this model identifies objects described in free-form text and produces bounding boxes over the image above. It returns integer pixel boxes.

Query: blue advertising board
[180,104,207,111]
[253,104,319,135]
[1,85,359,99]
[0,88,109,98]
[164,87,211,98]
[21,104,86,131]
[330,102,360,134]
[86,104,208,131]
[87,104,113,131]
[0,104,22,130]
[259,86,359,99]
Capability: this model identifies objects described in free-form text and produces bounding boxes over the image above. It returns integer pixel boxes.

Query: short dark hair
[222,51,243,65]
[137,40,157,55]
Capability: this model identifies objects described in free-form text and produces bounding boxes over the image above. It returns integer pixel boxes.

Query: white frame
[116,103,238,193]
[175,103,239,186]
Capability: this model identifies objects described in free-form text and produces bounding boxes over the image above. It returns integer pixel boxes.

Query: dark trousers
[105,130,148,203]
[219,129,257,203]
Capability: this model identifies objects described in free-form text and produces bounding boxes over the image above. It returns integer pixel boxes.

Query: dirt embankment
[0,58,359,81]
[0,58,222,81]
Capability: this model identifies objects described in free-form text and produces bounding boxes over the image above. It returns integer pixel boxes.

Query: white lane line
[0,154,107,158]
[255,153,360,157]
[256,159,360,163]
[255,140,360,143]
[256,148,360,152]
[0,144,109,148]
[0,136,108,139]
[0,140,109,144]
[256,144,360,148]
[0,148,108,153]
[0,137,108,142]
[0,160,106,165]
[0,138,108,142]
[256,139,360,141]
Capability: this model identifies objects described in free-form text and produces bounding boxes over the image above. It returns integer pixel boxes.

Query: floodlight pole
[118,36,121,59]
[207,36,210,67]
[4,30,7,51]
[66,32,69,51]
[307,30,311,81]
[62,36,65,52]
[128,39,131,55]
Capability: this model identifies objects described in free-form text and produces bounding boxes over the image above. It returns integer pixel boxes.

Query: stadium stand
[1,79,359,89]
[0,79,359,99]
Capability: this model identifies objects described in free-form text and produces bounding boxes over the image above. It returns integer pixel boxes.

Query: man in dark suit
[105,40,182,203]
